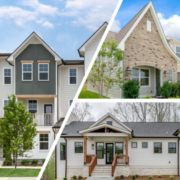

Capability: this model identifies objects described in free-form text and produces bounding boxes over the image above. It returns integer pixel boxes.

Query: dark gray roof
[0,53,11,57]
[61,121,180,138]
[54,118,65,128]
[63,60,84,65]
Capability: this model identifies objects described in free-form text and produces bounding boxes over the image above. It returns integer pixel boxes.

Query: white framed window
[69,68,77,84]
[22,63,33,81]
[38,63,49,81]
[176,46,180,58]
[39,134,49,150]
[169,69,173,82]
[132,68,150,86]
[28,100,37,115]
[3,68,11,85]
[69,99,73,106]
[3,99,9,116]
[147,20,151,32]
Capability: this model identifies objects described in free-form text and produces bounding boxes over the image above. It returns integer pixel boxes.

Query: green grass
[79,90,109,99]
[0,168,40,177]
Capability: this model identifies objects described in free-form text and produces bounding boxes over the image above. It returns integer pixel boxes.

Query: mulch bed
[115,176,180,180]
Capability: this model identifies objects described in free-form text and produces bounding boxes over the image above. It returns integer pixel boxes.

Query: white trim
[68,68,78,85]
[2,67,12,85]
[22,63,33,81]
[85,133,128,137]
[147,20,151,32]
[175,45,180,58]
[38,63,49,81]
[39,133,49,151]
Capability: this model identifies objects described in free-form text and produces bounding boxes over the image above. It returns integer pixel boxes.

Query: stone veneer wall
[123,9,177,83]
[115,166,177,177]
[67,166,89,179]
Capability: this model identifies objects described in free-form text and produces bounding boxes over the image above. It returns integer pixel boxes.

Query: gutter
[52,127,57,179]
[64,138,67,178]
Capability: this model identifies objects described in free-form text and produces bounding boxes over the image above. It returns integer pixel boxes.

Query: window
[60,143,66,160]
[131,142,137,148]
[176,46,180,58]
[69,100,73,106]
[22,64,33,81]
[96,143,104,159]
[3,99,9,115]
[4,68,11,84]
[28,100,37,114]
[75,142,83,153]
[142,142,148,148]
[168,142,176,153]
[39,134,49,150]
[147,20,151,32]
[115,143,123,154]
[69,69,77,84]
[169,69,173,82]
[154,142,162,153]
[39,63,49,81]
[132,68,150,86]
[107,121,112,125]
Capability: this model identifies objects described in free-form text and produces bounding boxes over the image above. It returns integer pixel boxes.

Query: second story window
[176,46,180,58]
[69,68,77,84]
[22,64,33,81]
[28,100,37,115]
[39,63,49,81]
[4,68,11,85]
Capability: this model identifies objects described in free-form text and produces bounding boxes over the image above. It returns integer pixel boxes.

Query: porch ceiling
[16,95,57,98]
[85,133,128,137]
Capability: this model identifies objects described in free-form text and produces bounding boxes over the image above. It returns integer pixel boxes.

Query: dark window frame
[60,143,66,160]
[154,142,162,153]
[75,142,83,153]
[142,142,148,148]
[131,142,137,148]
[69,68,77,85]
[107,121,112,125]
[168,142,176,153]
[115,142,123,155]
[39,134,49,150]
[96,142,104,159]
[4,68,11,85]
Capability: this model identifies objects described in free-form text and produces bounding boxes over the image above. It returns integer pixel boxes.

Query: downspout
[52,127,57,179]
[178,137,179,175]
[64,138,67,178]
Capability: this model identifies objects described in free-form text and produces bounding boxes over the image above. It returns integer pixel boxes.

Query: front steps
[0,158,5,167]
[91,165,112,177]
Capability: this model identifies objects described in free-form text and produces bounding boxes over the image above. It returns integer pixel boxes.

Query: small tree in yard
[0,94,37,168]
[88,38,123,98]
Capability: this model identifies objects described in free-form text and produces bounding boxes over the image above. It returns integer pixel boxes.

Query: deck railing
[112,155,129,176]
[32,113,54,126]
[87,155,97,176]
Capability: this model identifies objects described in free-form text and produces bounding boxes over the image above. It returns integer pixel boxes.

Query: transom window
[28,100,37,114]
[69,69,77,84]
[154,142,162,153]
[132,68,150,86]
[131,142,137,148]
[60,143,66,160]
[176,46,180,58]
[22,64,33,81]
[169,69,173,82]
[75,142,83,153]
[4,68,11,84]
[39,134,49,150]
[142,142,148,148]
[96,143,104,159]
[115,143,123,154]
[39,63,49,81]
[168,142,176,153]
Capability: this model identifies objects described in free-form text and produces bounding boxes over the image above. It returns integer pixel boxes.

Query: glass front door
[106,143,113,164]
[44,104,53,125]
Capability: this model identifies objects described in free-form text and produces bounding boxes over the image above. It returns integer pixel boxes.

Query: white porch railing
[32,113,54,126]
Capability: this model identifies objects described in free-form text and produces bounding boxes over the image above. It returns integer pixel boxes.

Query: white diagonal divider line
[37,0,123,179]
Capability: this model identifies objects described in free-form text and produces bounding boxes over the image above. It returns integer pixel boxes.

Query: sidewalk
[0,178,37,180]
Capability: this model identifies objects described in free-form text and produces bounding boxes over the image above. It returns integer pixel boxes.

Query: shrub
[21,160,29,166]
[135,174,139,178]
[159,81,172,98]
[168,96,180,99]
[64,178,67,180]
[157,175,162,178]
[132,175,136,180]
[78,176,82,179]
[122,80,140,99]
[4,159,12,165]
[169,175,174,179]
[120,175,124,179]
[42,159,45,164]
[71,175,77,179]
[143,95,152,99]
[148,176,153,179]
[171,82,180,97]
[31,160,38,166]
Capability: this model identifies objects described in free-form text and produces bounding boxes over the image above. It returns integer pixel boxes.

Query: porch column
[125,136,128,164]
[54,97,57,125]
[84,136,87,164]
[105,127,107,132]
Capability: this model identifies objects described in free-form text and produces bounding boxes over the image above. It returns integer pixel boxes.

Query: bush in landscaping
[4,159,12,165]
[148,176,153,179]
[171,81,180,97]
[21,160,29,166]
[64,177,67,180]
[71,175,77,179]
[132,175,136,179]
[168,96,180,99]
[169,175,174,179]
[120,175,124,179]
[122,80,140,99]
[143,95,152,99]
[78,175,82,179]
[159,81,172,98]
[135,174,139,178]
[31,160,38,166]
[157,175,162,178]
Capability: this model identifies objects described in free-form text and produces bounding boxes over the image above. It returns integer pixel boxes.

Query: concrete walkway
[0,178,37,180]
[87,177,114,180]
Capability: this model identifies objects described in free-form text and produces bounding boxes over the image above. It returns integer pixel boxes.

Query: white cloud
[42,21,54,29]
[158,13,180,39]
[110,20,121,32]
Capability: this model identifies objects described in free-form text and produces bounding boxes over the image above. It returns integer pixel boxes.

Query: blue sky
[114,0,180,40]
[0,0,118,60]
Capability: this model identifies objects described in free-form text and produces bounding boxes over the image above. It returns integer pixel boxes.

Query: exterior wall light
[92,144,94,150]
[164,70,167,75]
[126,66,131,71]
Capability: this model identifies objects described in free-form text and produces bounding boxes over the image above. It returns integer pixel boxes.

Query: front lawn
[0,168,40,177]
[78,90,109,99]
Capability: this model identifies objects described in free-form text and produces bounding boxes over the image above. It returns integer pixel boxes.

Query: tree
[88,38,123,98]
[0,94,37,168]
[72,103,94,121]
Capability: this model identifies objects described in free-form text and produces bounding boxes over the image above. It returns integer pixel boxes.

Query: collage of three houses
[1,0,180,180]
